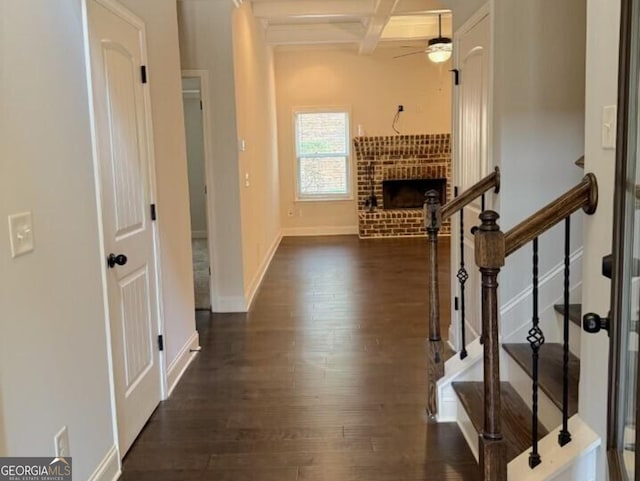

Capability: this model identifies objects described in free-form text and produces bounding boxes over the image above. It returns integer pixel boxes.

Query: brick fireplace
[354,134,452,238]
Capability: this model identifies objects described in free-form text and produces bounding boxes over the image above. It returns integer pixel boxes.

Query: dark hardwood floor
[121,235,479,481]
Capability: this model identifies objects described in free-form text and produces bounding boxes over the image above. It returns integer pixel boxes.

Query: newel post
[424,190,444,417]
[475,210,507,481]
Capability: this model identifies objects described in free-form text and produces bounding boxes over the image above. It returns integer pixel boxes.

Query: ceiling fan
[394,14,452,63]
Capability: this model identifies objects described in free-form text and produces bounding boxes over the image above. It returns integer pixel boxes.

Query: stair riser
[503,350,562,431]
[568,320,580,358]
[437,359,484,422]
[455,396,480,462]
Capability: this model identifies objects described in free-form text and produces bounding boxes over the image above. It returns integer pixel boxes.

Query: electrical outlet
[54,426,70,457]
[287,208,294,217]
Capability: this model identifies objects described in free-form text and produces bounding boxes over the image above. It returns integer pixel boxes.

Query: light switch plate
[602,105,617,149]
[8,211,35,258]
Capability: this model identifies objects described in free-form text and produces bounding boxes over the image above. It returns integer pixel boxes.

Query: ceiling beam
[252,0,376,20]
[359,0,400,55]
[380,14,452,41]
[393,0,448,15]
[265,23,365,45]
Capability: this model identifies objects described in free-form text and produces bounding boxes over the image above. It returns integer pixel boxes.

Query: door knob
[583,312,610,334]
[107,253,128,269]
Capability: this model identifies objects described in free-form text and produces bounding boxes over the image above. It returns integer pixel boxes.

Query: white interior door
[452,8,491,344]
[86,0,162,456]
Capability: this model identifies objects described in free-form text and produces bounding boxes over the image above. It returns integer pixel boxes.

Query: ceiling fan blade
[393,51,424,59]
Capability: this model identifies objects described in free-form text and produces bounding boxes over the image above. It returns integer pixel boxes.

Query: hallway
[121,236,479,481]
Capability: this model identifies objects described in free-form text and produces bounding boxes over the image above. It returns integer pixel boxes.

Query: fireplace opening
[382,178,446,209]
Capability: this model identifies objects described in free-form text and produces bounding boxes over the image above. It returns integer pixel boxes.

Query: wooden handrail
[504,173,598,257]
[440,167,501,220]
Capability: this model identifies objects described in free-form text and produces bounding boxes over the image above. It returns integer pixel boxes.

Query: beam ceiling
[249,0,451,53]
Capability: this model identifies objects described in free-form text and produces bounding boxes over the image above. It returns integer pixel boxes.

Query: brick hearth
[354,134,452,238]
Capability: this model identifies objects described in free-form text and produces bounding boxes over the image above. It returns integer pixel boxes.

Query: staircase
[425,171,601,480]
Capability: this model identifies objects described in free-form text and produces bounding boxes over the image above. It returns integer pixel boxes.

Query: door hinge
[150,203,157,221]
[200,100,203,110]
[208,266,211,276]
[157,334,164,351]
[204,185,207,195]
[450,68,460,85]
[454,296,459,311]
[141,65,148,84]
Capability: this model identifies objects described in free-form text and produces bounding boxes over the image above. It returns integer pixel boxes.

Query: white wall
[119,0,199,369]
[444,0,488,30]
[0,1,115,478]
[183,93,208,237]
[178,0,247,310]
[232,3,282,300]
[274,46,452,234]
[178,0,281,310]
[580,0,621,478]
[492,0,587,307]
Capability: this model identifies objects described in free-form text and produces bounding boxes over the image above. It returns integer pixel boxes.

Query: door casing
[182,69,219,312]
[81,0,168,459]
[450,2,493,349]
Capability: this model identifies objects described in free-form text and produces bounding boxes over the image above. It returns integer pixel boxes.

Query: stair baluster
[528,237,544,468]
[558,217,573,446]
[456,186,469,360]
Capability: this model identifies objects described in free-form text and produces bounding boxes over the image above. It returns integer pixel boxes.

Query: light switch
[8,212,35,258]
[602,105,617,149]
[239,139,246,152]
[245,172,250,187]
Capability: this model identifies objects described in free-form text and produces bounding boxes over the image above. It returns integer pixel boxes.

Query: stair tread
[452,381,548,463]
[553,303,582,327]
[503,343,579,417]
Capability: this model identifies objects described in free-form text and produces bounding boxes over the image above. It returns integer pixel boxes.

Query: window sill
[295,196,353,203]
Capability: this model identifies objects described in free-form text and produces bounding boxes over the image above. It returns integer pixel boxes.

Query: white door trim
[81,0,168,459]
[182,69,219,312]
[449,2,493,351]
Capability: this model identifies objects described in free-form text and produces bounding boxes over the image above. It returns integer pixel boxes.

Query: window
[294,109,351,200]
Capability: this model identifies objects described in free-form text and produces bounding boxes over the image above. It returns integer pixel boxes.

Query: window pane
[297,112,348,155]
[299,157,348,195]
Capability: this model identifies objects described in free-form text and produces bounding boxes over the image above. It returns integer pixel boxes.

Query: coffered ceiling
[249,0,452,54]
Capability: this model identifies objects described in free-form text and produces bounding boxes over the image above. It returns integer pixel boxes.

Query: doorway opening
[182,75,211,311]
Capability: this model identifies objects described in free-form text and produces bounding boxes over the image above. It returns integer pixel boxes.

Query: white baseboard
[191,230,208,239]
[87,445,120,481]
[212,295,248,313]
[166,331,200,397]
[282,225,358,236]
[245,232,282,310]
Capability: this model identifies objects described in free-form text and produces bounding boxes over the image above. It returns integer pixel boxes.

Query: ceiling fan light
[426,38,452,63]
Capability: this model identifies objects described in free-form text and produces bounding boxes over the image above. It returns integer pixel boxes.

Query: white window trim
[292,106,353,202]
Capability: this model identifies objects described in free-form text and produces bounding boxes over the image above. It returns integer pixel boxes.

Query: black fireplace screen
[382,178,446,209]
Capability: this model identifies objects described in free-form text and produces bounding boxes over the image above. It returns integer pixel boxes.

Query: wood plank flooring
[120,235,478,481]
